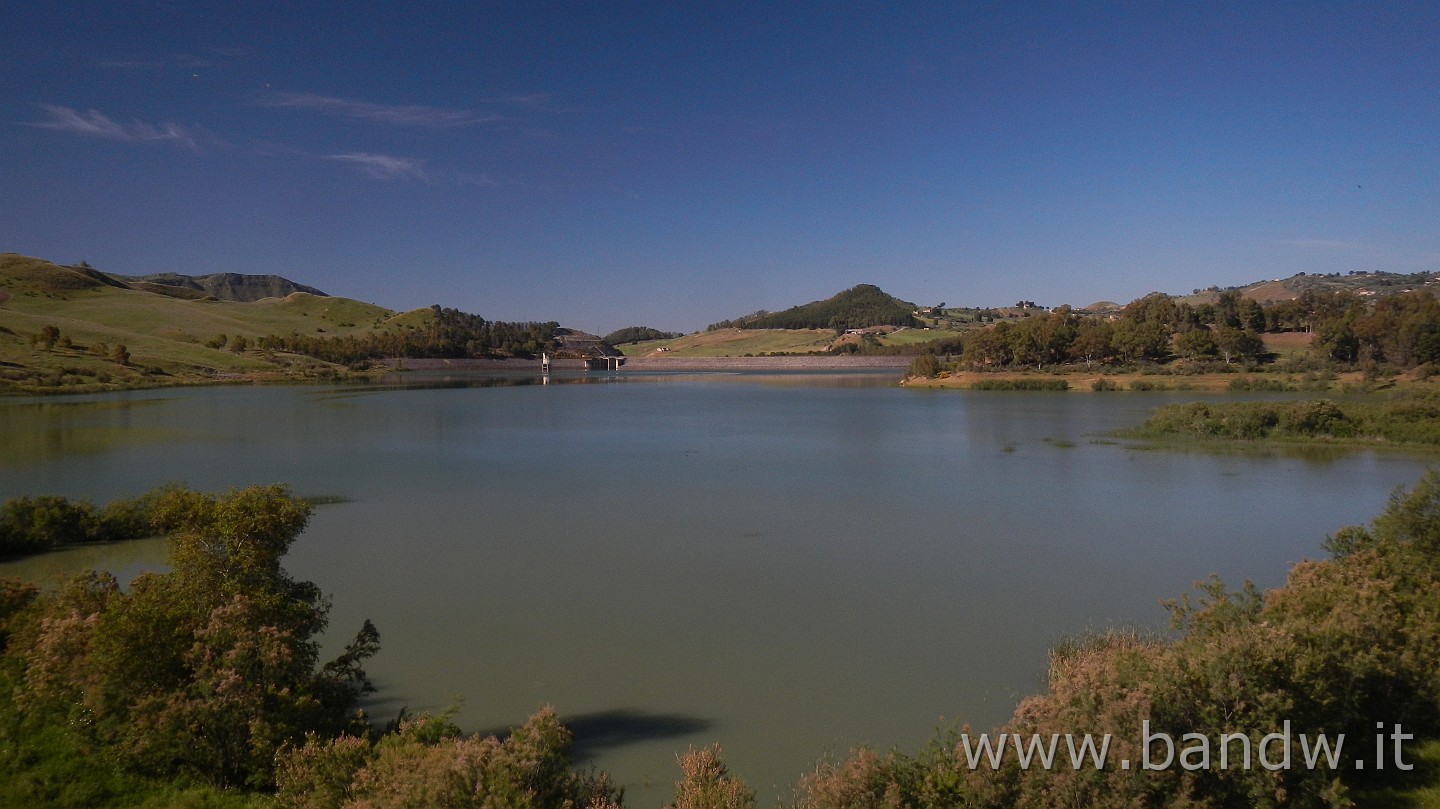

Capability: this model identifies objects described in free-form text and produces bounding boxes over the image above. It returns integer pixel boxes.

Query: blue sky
[3,2,1437,334]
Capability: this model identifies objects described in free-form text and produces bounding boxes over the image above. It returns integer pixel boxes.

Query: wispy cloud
[1278,239,1365,251]
[29,104,198,149]
[266,92,509,127]
[326,152,428,181]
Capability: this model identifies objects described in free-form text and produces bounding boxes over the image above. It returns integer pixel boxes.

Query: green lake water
[0,370,1432,802]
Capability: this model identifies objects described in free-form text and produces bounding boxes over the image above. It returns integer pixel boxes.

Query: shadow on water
[563,709,715,760]
[466,708,714,760]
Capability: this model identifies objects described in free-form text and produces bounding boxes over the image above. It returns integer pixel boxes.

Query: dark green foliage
[602,326,682,345]
[0,496,92,554]
[709,284,919,331]
[0,486,185,557]
[1,485,379,794]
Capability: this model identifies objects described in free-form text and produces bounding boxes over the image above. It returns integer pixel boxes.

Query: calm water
[0,371,1432,801]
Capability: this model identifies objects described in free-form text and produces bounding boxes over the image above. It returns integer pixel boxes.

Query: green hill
[708,283,920,331]
[0,254,445,392]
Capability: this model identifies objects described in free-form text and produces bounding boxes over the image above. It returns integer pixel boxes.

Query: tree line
[0,489,171,556]
[602,326,683,345]
[257,306,560,364]
[907,287,1440,375]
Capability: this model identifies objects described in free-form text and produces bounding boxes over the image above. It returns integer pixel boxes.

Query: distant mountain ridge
[114,272,328,302]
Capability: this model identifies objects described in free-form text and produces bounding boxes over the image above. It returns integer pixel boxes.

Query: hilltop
[707,283,920,331]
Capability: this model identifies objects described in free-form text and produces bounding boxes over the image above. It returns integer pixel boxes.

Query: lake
[0,370,1431,802]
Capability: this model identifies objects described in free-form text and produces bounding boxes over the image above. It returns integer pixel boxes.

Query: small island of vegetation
[1123,391,1440,448]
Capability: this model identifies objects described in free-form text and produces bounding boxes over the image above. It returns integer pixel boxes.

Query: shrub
[906,353,942,378]
[970,378,1069,391]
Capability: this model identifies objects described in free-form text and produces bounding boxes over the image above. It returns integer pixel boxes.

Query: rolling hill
[0,254,431,392]
[114,271,329,302]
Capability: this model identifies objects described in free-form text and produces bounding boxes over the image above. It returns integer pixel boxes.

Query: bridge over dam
[380,355,911,372]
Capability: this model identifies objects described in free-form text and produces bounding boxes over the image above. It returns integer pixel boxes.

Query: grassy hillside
[0,253,405,393]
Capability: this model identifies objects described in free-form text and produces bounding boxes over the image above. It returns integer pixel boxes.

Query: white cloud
[325,152,428,181]
[266,92,508,127]
[30,104,198,149]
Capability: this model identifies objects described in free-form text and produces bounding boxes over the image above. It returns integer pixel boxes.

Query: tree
[906,353,941,378]
[668,745,756,809]
[0,496,94,554]
[1069,320,1116,369]
[1111,318,1169,363]
[111,343,130,365]
[962,322,1015,367]
[1237,297,1266,332]
[1213,327,1264,365]
[9,485,379,789]
[37,325,60,351]
[1174,327,1217,361]
[1314,315,1360,363]
[1213,289,1243,328]
[1122,292,1181,329]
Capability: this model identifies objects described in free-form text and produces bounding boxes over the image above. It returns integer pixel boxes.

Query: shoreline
[900,368,1382,392]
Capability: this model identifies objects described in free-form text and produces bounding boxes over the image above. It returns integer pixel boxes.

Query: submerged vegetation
[1125,391,1440,447]
[3,473,1440,806]
[968,378,1070,391]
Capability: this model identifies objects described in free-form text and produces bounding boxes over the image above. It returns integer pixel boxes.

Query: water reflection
[0,396,180,464]
[0,536,169,588]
